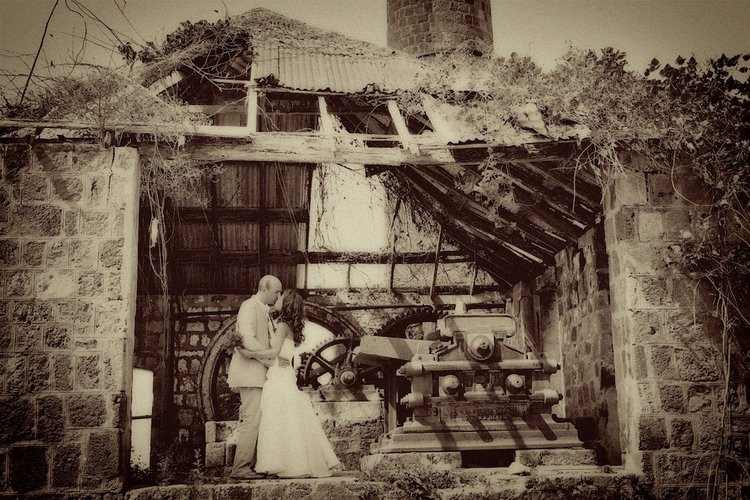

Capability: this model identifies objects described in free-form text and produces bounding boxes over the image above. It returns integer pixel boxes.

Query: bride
[235,290,341,478]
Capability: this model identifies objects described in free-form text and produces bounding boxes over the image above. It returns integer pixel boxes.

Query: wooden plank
[387,100,419,154]
[430,224,443,298]
[245,87,258,133]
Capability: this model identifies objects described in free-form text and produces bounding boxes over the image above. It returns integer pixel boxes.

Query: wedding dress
[255,337,341,478]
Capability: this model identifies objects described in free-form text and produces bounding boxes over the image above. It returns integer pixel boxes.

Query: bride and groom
[227,275,340,479]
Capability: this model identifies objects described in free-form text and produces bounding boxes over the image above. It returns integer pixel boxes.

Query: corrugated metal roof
[245,42,424,93]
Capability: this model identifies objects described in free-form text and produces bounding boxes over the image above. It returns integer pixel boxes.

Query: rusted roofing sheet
[243,42,424,93]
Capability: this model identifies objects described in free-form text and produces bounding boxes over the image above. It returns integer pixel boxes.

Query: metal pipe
[402,357,560,375]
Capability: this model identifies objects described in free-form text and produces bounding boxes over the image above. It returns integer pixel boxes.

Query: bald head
[257,275,283,305]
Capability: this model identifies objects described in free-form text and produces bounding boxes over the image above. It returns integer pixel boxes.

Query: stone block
[85,430,120,476]
[35,270,75,298]
[647,174,675,206]
[47,240,68,267]
[9,445,48,493]
[0,326,10,349]
[637,383,659,413]
[637,210,664,241]
[53,354,74,391]
[12,301,53,323]
[639,416,668,450]
[0,239,19,267]
[69,240,96,269]
[87,174,110,207]
[33,144,73,172]
[38,395,64,443]
[687,385,713,412]
[67,394,106,427]
[669,418,694,449]
[7,355,26,394]
[5,270,32,297]
[662,209,690,239]
[695,414,722,450]
[51,177,83,202]
[55,299,93,323]
[80,210,110,237]
[629,310,663,344]
[44,323,71,349]
[9,205,62,236]
[205,442,226,468]
[659,384,685,413]
[53,443,81,488]
[650,345,675,379]
[63,209,78,236]
[613,174,647,207]
[99,239,123,269]
[27,353,51,393]
[20,174,49,202]
[15,323,42,350]
[674,348,722,382]
[76,354,100,389]
[515,448,597,466]
[0,398,34,444]
[360,451,461,474]
[77,271,104,297]
[22,240,45,267]
[633,345,648,379]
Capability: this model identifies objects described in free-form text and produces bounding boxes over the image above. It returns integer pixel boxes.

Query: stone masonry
[603,157,728,497]
[387,0,493,57]
[0,144,139,496]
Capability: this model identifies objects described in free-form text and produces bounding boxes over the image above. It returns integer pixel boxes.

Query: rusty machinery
[352,309,583,453]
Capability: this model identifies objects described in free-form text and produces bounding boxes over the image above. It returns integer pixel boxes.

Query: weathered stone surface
[77,271,104,297]
[21,174,49,202]
[53,443,81,488]
[687,385,713,413]
[38,395,64,443]
[47,240,68,267]
[44,324,71,349]
[7,355,26,394]
[22,240,45,267]
[361,451,461,474]
[88,175,110,207]
[9,445,48,492]
[85,430,119,476]
[33,143,73,172]
[0,325,10,349]
[638,211,664,241]
[69,240,96,269]
[51,177,83,203]
[695,414,722,450]
[15,323,42,350]
[639,416,668,450]
[205,442,225,468]
[12,301,53,323]
[27,353,50,393]
[63,209,78,236]
[80,210,110,237]
[53,354,74,391]
[5,270,33,297]
[9,206,62,236]
[669,418,694,449]
[0,239,19,267]
[674,348,722,382]
[659,384,685,413]
[55,299,93,323]
[515,448,597,466]
[650,345,675,379]
[0,398,34,444]
[76,354,100,389]
[35,270,76,298]
[67,394,106,427]
[99,239,123,269]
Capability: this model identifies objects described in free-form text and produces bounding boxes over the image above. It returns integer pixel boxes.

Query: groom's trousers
[231,387,262,476]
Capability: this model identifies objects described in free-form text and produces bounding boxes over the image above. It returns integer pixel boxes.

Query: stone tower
[386,0,493,57]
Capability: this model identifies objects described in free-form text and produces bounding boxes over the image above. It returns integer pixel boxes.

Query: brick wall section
[387,0,493,57]
[0,144,139,496]
[603,162,725,496]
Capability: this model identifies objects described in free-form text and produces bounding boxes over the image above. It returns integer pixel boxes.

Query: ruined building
[0,1,745,498]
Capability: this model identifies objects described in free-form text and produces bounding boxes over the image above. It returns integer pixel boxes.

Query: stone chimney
[386,0,493,57]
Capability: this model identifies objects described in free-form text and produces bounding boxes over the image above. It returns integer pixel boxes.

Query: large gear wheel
[375,306,448,339]
[297,334,380,389]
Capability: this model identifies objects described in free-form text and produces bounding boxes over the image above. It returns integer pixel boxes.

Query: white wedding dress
[255,337,341,478]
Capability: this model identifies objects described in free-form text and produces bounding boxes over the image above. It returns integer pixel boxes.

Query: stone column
[603,159,724,495]
[0,144,139,495]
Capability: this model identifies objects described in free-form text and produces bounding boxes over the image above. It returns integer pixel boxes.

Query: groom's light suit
[227,294,271,476]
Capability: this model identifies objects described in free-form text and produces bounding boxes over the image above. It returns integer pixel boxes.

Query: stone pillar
[386,0,493,57]
[603,159,723,495]
[0,144,139,495]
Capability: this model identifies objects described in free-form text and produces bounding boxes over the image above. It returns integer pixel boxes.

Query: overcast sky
[1,0,748,99]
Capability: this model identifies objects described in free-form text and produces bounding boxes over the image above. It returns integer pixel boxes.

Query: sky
[1,0,748,101]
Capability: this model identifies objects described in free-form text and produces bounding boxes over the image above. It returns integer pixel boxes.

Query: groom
[227,274,283,479]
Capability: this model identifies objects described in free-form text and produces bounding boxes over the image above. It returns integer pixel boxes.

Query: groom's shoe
[229,470,265,480]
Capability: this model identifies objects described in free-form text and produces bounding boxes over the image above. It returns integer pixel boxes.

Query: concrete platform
[125,466,649,500]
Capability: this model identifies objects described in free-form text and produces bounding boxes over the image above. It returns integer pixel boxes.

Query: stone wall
[603,160,729,496]
[0,144,139,495]
[549,224,621,464]
[387,0,493,57]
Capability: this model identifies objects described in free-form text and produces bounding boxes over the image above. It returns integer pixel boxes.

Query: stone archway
[198,300,364,421]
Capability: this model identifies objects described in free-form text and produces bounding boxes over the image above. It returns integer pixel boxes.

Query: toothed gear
[297,334,379,389]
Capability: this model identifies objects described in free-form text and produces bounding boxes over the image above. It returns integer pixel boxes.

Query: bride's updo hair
[273,290,306,346]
